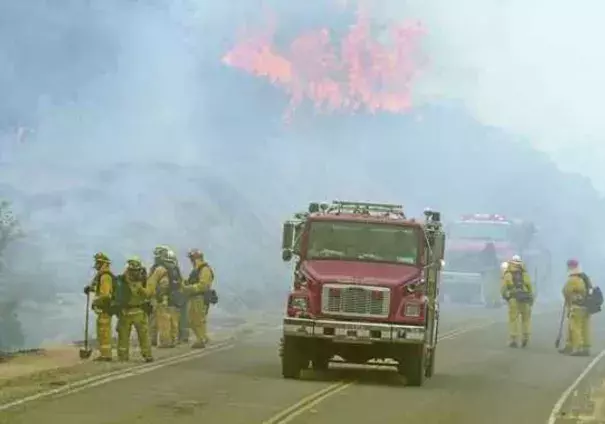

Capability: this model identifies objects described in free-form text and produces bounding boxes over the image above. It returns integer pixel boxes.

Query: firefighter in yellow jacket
[146,246,182,348]
[116,258,154,362]
[560,259,591,356]
[182,249,215,348]
[501,255,534,348]
[83,252,115,361]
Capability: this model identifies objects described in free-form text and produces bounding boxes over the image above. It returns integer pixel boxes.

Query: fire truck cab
[279,200,445,386]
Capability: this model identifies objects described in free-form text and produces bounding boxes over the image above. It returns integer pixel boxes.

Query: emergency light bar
[307,200,406,218]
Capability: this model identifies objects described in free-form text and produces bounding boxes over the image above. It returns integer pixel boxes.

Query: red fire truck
[279,201,445,386]
[442,213,551,306]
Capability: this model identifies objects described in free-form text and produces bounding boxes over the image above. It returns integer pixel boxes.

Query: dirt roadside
[0,312,280,405]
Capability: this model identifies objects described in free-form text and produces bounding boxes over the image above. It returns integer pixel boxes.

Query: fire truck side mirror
[282,220,301,261]
[282,221,295,251]
[282,249,293,262]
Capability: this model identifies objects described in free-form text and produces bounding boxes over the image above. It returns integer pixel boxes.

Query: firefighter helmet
[187,248,204,260]
[93,252,111,264]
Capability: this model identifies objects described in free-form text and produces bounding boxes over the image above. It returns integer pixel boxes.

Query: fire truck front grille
[321,284,390,318]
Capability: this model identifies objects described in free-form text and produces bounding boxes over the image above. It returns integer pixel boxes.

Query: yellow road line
[260,382,354,424]
[261,320,497,424]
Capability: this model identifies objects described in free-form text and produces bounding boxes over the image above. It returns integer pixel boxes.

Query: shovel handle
[83,292,91,350]
[555,304,566,348]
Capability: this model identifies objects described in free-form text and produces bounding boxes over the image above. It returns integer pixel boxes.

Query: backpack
[578,273,603,314]
[150,262,185,307]
[111,269,148,313]
[110,275,129,313]
[509,270,533,303]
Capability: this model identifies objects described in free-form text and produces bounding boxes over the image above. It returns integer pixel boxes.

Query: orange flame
[222,4,426,120]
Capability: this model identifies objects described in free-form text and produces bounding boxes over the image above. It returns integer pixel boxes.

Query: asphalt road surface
[1,303,603,424]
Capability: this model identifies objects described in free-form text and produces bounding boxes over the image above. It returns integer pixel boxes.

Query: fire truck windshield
[449,221,510,242]
[305,221,419,265]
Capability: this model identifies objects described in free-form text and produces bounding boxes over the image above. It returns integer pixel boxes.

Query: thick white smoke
[1,0,603,347]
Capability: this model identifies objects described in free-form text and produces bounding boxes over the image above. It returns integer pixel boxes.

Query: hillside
[1,0,604,348]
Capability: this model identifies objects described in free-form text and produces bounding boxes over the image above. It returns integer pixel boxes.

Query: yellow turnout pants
[117,307,152,360]
[566,306,591,351]
[187,297,209,343]
[507,299,532,342]
[95,312,113,359]
[156,304,179,347]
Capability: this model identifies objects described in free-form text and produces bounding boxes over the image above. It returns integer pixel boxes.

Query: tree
[0,200,25,351]
[0,199,22,257]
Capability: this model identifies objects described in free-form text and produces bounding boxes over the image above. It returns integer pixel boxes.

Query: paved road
[1,304,603,424]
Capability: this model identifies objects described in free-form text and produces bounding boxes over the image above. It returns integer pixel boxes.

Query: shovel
[79,291,93,359]
[555,304,566,349]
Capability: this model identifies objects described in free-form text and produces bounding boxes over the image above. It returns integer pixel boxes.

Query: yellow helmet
[126,257,143,269]
[93,252,111,264]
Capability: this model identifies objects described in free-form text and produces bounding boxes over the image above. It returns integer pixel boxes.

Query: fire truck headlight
[404,303,421,317]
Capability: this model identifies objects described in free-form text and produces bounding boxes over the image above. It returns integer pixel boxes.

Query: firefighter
[147,247,169,347]
[83,252,115,361]
[116,257,154,362]
[166,250,189,343]
[146,246,182,348]
[501,254,534,348]
[560,259,591,356]
[182,249,215,348]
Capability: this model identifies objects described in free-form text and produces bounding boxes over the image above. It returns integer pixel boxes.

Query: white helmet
[165,250,178,264]
[510,254,522,263]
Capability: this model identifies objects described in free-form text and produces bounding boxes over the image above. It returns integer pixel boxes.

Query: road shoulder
[0,315,278,405]
[551,348,605,423]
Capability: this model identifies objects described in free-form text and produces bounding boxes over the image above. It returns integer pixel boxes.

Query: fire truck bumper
[282,317,426,345]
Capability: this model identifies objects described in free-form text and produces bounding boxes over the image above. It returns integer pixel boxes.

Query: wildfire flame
[222,4,426,120]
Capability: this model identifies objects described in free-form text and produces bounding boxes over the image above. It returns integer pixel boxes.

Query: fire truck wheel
[425,347,436,378]
[281,336,306,379]
[311,353,330,372]
[398,345,426,387]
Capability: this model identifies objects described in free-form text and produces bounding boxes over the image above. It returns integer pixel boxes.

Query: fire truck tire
[281,336,305,379]
[311,353,330,372]
[398,345,426,387]
[425,347,436,378]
